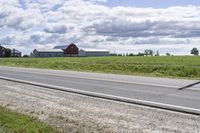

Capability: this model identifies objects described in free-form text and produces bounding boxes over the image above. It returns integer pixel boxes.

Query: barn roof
[54,43,76,49]
[54,45,68,49]
[0,45,7,49]
[80,48,109,52]
[36,49,63,53]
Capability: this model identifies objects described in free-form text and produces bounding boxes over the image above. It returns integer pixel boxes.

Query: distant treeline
[111,47,199,56]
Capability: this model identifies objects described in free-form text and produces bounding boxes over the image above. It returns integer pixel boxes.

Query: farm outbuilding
[31,49,64,57]
[0,45,11,57]
[11,49,21,57]
[78,49,110,57]
[54,43,79,57]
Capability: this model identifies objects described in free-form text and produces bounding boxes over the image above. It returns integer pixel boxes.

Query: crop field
[0,56,200,79]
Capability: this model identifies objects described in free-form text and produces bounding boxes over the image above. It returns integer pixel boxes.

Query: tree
[137,52,145,56]
[129,53,134,56]
[110,51,118,56]
[144,50,149,56]
[23,55,30,57]
[155,51,160,56]
[144,49,154,56]
[149,50,154,56]
[191,48,199,56]
[166,53,171,56]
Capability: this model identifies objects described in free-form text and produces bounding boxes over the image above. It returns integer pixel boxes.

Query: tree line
[111,48,199,56]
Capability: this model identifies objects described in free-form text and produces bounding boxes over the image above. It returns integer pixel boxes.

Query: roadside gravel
[0,79,200,133]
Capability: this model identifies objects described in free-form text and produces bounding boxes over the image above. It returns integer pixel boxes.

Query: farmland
[0,56,200,79]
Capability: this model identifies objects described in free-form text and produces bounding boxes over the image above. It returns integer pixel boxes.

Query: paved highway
[0,66,200,111]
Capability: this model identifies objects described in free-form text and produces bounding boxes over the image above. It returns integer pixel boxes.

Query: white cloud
[44,23,69,34]
[0,0,200,55]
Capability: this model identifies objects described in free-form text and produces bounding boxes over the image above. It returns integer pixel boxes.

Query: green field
[0,56,200,79]
[0,106,59,133]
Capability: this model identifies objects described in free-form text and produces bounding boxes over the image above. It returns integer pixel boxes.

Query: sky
[0,0,200,55]
[104,0,200,8]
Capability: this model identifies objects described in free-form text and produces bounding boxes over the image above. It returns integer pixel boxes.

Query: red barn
[64,43,79,57]
[54,43,79,57]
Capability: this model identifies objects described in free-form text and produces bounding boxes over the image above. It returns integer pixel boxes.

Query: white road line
[0,75,200,115]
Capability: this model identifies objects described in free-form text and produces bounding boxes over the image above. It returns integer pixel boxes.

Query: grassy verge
[0,106,59,133]
[0,56,200,79]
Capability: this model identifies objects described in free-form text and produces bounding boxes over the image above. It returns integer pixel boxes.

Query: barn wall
[85,51,110,57]
[38,52,64,57]
[78,50,86,57]
[64,44,79,56]
[79,50,110,57]
[31,49,64,57]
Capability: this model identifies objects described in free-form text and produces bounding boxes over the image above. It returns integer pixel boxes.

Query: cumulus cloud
[44,24,68,34]
[0,0,200,55]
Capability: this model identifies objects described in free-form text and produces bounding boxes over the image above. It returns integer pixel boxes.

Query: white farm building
[31,49,64,57]
[78,49,110,57]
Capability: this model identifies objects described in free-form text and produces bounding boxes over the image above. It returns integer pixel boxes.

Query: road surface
[0,66,200,111]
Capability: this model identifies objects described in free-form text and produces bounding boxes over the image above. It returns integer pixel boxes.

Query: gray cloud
[89,20,200,38]
[44,24,68,34]
[30,32,61,44]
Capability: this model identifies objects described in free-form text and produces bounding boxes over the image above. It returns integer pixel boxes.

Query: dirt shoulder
[0,79,200,133]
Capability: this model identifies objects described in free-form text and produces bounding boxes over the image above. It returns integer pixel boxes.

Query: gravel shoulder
[0,79,200,133]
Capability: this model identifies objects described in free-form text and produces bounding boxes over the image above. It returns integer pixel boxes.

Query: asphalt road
[0,66,200,110]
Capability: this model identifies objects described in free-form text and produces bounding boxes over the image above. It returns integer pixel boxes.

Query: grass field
[0,106,59,133]
[0,56,200,79]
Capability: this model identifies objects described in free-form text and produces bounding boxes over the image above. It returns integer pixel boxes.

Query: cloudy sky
[0,0,200,55]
